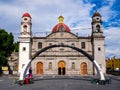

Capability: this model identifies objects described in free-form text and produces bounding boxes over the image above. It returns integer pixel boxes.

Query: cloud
[104,27,120,58]
[0,0,120,58]
[106,49,120,58]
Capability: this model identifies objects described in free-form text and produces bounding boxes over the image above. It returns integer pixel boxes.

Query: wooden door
[58,68,61,75]
[62,67,65,75]
[36,62,43,74]
[80,62,87,75]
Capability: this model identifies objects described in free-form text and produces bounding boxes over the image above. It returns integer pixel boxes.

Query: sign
[2,66,8,71]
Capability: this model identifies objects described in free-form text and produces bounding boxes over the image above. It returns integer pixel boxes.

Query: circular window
[96,18,99,20]
[24,18,27,21]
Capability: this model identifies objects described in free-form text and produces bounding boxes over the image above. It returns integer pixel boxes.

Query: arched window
[38,42,42,49]
[96,25,100,32]
[48,62,52,70]
[81,42,85,49]
[71,62,75,69]
[23,25,27,32]
[23,25,27,28]
[58,26,65,32]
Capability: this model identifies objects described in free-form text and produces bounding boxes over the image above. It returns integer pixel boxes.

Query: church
[18,12,106,76]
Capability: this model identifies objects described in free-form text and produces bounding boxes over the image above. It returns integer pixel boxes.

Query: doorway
[36,62,43,74]
[58,61,66,75]
[80,62,87,75]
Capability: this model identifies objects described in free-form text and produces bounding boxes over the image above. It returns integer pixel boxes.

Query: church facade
[18,12,106,76]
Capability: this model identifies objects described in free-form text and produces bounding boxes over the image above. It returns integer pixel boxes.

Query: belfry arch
[19,44,105,81]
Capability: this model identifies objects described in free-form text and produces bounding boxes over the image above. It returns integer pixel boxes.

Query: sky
[0,0,120,58]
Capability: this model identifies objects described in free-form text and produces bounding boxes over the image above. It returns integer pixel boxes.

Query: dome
[92,11,101,17]
[52,23,70,33]
[22,13,31,18]
[52,16,70,33]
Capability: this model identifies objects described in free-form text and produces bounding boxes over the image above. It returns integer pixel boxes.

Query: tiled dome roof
[52,15,70,33]
[52,23,70,33]
[22,13,31,18]
[92,11,101,17]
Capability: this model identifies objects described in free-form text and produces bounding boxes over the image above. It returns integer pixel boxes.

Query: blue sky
[0,0,120,58]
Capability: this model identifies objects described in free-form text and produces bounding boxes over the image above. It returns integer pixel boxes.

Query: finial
[58,15,64,23]
[94,5,98,12]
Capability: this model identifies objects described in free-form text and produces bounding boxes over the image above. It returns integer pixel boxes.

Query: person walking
[29,67,32,78]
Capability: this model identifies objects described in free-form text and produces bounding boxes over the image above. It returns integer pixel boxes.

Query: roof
[52,15,70,33]
[92,11,101,17]
[52,23,70,33]
[22,12,31,18]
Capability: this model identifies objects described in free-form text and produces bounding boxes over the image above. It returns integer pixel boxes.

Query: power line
[13,27,91,35]
[13,24,120,36]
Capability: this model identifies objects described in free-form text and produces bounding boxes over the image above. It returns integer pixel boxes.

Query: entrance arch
[58,61,66,75]
[19,44,105,81]
[36,62,43,74]
[80,62,87,75]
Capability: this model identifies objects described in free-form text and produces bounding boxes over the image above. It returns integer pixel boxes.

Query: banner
[2,66,8,71]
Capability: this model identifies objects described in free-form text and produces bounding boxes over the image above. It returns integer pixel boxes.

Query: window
[22,64,25,68]
[23,47,26,51]
[23,25,27,28]
[96,18,99,20]
[49,43,52,46]
[23,25,27,32]
[81,42,85,49]
[71,43,75,47]
[71,62,75,69]
[24,18,27,21]
[96,25,100,32]
[38,42,42,49]
[58,26,65,32]
[98,47,101,51]
[49,43,52,51]
[48,62,52,70]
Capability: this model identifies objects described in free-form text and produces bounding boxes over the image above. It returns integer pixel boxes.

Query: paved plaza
[0,75,120,90]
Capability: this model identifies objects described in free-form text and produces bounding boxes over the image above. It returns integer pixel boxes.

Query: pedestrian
[29,67,32,78]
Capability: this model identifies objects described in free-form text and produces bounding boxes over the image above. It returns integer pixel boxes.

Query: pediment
[47,32,78,39]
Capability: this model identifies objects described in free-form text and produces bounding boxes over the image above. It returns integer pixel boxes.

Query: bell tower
[92,11,103,37]
[91,11,106,74]
[18,13,32,73]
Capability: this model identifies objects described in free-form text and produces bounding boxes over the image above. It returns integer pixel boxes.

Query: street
[0,75,120,90]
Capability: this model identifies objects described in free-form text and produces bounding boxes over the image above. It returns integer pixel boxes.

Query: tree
[0,29,14,73]
[13,42,19,52]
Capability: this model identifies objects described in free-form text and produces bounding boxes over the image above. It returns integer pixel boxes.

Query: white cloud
[104,27,120,58]
[106,48,120,58]
[0,0,120,58]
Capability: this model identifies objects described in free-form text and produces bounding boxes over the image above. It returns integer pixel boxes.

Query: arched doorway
[58,61,66,75]
[80,62,87,75]
[36,62,43,74]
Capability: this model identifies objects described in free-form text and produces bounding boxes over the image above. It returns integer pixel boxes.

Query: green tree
[0,29,14,73]
[13,42,19,52]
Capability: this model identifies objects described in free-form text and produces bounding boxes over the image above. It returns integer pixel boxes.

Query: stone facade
[18,12,106,76]
[31,33,93,75]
